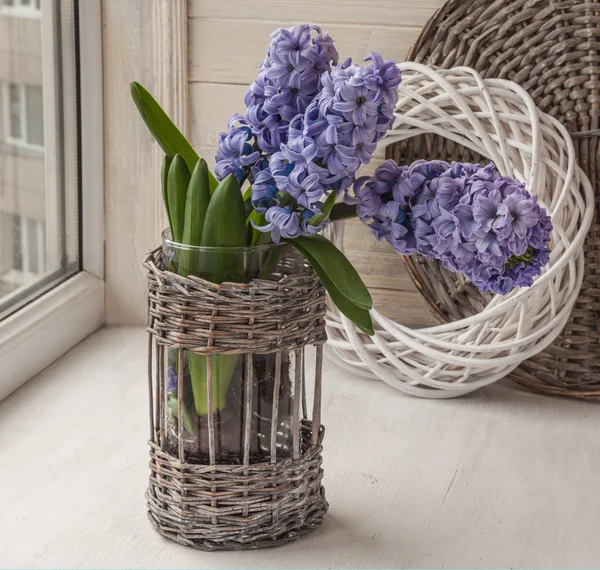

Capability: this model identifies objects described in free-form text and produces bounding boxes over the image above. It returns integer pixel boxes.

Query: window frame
[0,0,104,402]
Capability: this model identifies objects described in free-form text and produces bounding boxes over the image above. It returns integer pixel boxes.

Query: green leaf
[243,185,254,219]
[246,209,266,246]
[325,281,374,335]
[288,241,374,335]
[179,158,211,277]
[309,191,337,227]
[200,174,247,284]
[129,81,218,193]
[161,155,173,234]
[167,154,191,243]
[255,231,273,246]
[201,174,247,248]
[286,234,373,310]
[188,353,239,416]
[166,393,196,435]
[330,202,358,222]
[182,158,210,247]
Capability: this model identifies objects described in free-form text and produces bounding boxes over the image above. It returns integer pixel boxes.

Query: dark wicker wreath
[390,0,600,401]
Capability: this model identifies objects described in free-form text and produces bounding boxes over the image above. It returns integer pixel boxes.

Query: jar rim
[162,228,281,253]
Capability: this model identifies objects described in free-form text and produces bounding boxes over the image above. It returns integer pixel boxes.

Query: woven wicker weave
[144,247,328,550]
[391,0,600,400]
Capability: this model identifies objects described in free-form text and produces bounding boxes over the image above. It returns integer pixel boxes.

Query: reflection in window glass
[8,83,22,140]
[0,0,79,319]
[25,85,43,146]
[11,215,22,272]
[26,218,39,273]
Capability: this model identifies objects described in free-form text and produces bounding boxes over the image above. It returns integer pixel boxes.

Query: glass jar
[161,229,304,464]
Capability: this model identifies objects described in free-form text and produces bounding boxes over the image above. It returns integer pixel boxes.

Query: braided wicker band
[145,247,327,354]
[325,63,594,398]
[144,247,328,550]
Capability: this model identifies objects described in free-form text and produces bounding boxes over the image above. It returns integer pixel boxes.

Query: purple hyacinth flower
[217,27,403,243]
[364,52,402,104]
[454,203,478,238]
[472,189,504,233]
[496,193,539,240]
[167,366,177,393]
[251,168,280,213]
[288,172,325,211]
[432,208,462,244]
[354,159,553,296]
[252,206,302,243]
[215,114,261,182]
[333,83,380,126]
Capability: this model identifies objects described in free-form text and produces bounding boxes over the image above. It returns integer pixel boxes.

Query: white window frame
[2,82,45,152]
[0,0,41,19]
[0,0,104,402]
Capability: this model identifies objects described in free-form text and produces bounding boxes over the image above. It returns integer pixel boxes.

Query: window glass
[11,215,22,272]
[0,0,79,319]
[8,83,23,140]
[25,85,43,146]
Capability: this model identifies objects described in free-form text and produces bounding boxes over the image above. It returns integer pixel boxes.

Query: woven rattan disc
[392,0,600,400]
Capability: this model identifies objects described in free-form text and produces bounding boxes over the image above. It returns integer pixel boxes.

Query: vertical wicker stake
[312,345,323,447]
[147,334,155,444]
[176,349,184,462]
[270,351,282,464]
[144,246,329,551]
[292,349,302,460]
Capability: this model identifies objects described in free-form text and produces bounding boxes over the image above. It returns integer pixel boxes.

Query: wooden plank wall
[187,0,444,326]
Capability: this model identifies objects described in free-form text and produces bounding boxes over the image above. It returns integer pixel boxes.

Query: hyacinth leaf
[309,191,337,227]
[179,158,211,277]
[323,279,374,336]
[189,173,247,415]
[167,393,195,435]
[289,239,374,335]
[201,174,247,250]
[330,202,358,221]
[188,353,238,416]
[162,155,173,234]
[129,81,218,193]
[247,209,266,246]
[182,158,210,246]
[243,185,254,219]
[167,155,191,244]
[287,234,373,310]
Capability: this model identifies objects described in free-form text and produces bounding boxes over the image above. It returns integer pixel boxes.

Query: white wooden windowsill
[0,326,598,568]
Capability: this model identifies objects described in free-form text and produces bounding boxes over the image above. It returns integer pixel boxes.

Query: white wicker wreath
[325,63,595,398]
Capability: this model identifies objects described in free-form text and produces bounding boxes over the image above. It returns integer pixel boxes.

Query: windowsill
[0,326,598,568]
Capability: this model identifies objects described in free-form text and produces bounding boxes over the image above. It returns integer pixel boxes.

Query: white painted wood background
[103,0,188,325]
[103,0,444,325]
[187,0,444,326]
